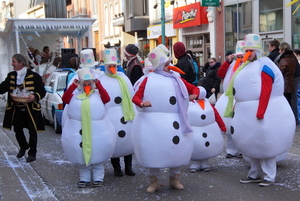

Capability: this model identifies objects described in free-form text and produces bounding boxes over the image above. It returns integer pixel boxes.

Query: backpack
[188,57,199,85]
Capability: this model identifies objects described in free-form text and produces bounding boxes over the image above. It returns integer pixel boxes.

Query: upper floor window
[259,0,283,32]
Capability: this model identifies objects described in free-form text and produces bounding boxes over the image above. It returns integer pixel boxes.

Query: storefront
[173,2,210,66]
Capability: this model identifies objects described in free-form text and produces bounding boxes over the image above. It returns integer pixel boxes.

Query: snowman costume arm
[95,79,110,104]
[132,77,151,107]
[257,65,274,119]
[211,104,226,132]
[62,83,77,104]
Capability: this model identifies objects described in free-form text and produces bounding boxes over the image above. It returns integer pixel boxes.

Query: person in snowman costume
[99,48,137,177]
[132,46,199,193]
[61,68,116,188]
[188,86,226,173]
[215,41,245,159]
[224,34,295,187]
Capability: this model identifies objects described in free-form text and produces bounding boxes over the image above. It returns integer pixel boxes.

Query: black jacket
[268,48,280,62]
[201,62,221,98]
[175,54,196,84]
[0,69,46,131]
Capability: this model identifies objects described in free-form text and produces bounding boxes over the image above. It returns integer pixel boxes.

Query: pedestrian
[277,42,297,108]
[188,86,226,173]
[215,41,244,159]
[267,39,280,62]
[99,48,136,177]
[173,42,196,84]
[0,54,46,163]
[201,57,221,99]
[61,67,116,188]
[225,34,295,187]
[132,45,199,193]
[124,44,144,85]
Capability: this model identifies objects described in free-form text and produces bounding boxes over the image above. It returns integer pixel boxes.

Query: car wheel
[43,114,50,125]
[53,112,62,134]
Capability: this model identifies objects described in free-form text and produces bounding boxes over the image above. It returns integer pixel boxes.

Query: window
[259,0,283,32]
[225,2,252,54]
[292,4,300,49]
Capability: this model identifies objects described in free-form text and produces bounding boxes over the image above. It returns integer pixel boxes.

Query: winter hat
[173,42,186,59]
[234,41,244,55]
[80,49,98,68]
[147,47,172,70]
[77,68,95,81]
[103,49,118,65]
[241,34,263,57]
[197,86,207,100]
[225,51,233,56]
[124,44,139,56]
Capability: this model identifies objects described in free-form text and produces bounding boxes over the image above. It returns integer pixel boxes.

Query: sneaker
[77,181,90,188]
[259,180,274,187]
[190,168,198,173]
[202,168,210,172]
[240,177,262,184]
[93,181,103,187]
[238,154,243,158]
[226,153,234,158]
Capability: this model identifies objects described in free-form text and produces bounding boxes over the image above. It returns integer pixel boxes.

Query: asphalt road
[0,99,300,201]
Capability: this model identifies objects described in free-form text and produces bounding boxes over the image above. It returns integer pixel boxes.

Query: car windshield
[56,75,67,91]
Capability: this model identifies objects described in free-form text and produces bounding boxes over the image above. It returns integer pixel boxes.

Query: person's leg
[291,77,300,125]
[13,110,29,158]
[199,159,210,172]
[259,157,276,186]
[240,158,263,183]
[92,162,105,187]
[146,168,160,193]
[111,157,123,177]
[190,160,201,172]
[225,135,239,157]
[169,167,184,190]
[124,154,135,176]
[78,164,92,188]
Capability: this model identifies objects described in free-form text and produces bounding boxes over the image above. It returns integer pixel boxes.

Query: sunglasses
[209,61,214,63]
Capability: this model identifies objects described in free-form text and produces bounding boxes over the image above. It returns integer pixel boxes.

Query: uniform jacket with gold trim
[0,69,46,131]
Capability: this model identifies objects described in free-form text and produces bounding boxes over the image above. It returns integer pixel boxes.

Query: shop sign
[147,23,176,39]
[201,0,219,7]
[173,2,208,29]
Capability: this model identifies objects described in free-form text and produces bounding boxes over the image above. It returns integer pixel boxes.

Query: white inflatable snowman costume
[61,56,116,165]
[99,49,136,158]
[225,34,295,159]
[131,47,199,168]
[215,41,244,157]
[188,87,225,162]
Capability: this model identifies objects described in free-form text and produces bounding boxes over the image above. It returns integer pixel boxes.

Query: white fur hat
[197,86,207,100]
[103,48,118,65]
[147,47,172,70]
[241,34,263,56]
[77,68,95,81]
[80,49,98,68]
[234,40,244,55]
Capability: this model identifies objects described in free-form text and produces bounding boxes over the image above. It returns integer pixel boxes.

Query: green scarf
[224,61,250,118]
[107,74,135,121]
[76,89,94,165]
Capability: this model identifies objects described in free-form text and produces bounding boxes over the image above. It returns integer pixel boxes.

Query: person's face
[245,49,256,61]
[209,59,216,66]
[83,81,92,87]
[279,49,284,54]
[163,61,171,72]
[108,64,117,74]
[11,58,24,71]
[268,44,275,52]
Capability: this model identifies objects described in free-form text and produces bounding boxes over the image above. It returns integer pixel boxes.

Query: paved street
[0,98,300,201]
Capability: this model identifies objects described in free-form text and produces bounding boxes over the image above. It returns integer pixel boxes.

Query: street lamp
[161,0,165,45]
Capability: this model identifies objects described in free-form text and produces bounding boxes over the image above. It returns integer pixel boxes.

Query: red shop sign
[173,2,208,29]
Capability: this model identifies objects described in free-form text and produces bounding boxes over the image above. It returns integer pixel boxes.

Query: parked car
[41,68,75,134]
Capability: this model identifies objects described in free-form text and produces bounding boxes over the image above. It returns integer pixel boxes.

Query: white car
[41,68,75,134]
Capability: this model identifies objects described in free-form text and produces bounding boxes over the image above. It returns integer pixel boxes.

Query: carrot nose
[243,51,252,63]
[197,100,205,110]
[84,85,91,95]
[233,58,242,71]
[109,66,117,74]
[168,66,185,74]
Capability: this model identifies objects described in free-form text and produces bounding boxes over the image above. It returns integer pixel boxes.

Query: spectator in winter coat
[173,42,196,84]
[268,39,280,63]
[201,57,221,99]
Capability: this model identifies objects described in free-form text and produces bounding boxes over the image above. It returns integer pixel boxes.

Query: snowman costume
[61,57,116,186]
[215,41,244,157]
[188,87,226,172]
[225,34,295,184]
[99,49,137,176]
[132,46,199,192]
